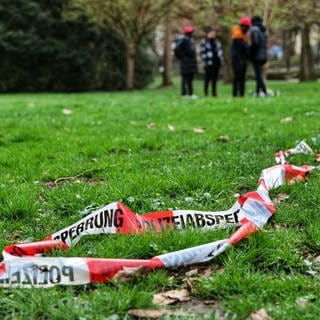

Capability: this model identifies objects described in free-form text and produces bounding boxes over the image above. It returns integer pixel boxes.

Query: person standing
[174,25,197,99]
[250,16,268,97]
[231,17,251,97]
[200,30,223,97]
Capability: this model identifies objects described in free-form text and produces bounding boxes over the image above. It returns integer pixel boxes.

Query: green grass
[0,79,320,319]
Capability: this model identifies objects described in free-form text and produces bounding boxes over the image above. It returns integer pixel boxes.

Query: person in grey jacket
[250,16,268,96]
[200,29,223,97]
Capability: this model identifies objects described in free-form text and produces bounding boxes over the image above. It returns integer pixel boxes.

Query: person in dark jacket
[174,25,197,98]
[231,17,251,97]
[250,16,268,96]
[200,29,223,97]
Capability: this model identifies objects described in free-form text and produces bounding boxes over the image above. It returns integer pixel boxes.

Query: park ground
[0,80,320,319]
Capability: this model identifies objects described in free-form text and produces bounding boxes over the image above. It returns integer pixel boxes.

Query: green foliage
[0,0,154,92]
[0,80,320,319]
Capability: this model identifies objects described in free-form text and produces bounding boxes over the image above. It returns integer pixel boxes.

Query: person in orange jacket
[230,17,251,97]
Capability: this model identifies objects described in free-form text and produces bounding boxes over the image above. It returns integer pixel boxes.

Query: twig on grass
[54,168,101,184]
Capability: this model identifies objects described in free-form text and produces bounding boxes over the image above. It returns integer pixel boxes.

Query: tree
[70,0,174,90]
[0,0,154,92]
[158,1,204,87]
[276,0,320,81]
[161,17,173,86]
[0,0,101,91]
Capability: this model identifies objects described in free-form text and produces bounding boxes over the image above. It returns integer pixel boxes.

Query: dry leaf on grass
[217,135,229,142]
[185,268,198,277]
[152,289,190,306]
[314,256,320,265]
[251,308,273,320]
[112,266,149,283]
[280,116,293,123]
[128,309,166,319]
[147,122,156,129]
[272,193,290,205]
[203,267,214,277]
[193,128,205,134]
[296,297,308,309]
[62,108,73,115]
[128,309,187,319]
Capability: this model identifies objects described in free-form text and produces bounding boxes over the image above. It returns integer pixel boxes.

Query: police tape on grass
[0,141,317,287]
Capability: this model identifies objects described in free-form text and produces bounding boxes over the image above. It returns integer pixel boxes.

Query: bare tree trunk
[221,32,233,83]
[162,18,173,86]
[282,30,291,71]
[299,24,316,81]
[126,43,136,90]
[220,29,232,83]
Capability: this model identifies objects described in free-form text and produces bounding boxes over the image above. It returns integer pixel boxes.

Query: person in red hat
[174,25,197,99]
[230,17,251,97]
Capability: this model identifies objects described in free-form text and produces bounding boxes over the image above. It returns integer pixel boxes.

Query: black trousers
[181,73,194,96]
[253,61,267,95]
[232,60,247,97]
[204,66,220,96]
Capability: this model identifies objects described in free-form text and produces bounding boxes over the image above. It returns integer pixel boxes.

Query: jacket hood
[254,22,266,33]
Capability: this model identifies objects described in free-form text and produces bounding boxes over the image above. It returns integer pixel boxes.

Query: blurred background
[0,0,319,92]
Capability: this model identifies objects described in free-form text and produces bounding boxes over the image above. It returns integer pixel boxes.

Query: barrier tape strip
[0,141,318,287]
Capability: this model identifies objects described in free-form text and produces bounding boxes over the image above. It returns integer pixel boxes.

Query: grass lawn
[0,79,320,319]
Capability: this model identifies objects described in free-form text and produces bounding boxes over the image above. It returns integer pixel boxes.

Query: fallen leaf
[152,294,176,306]
[147,122,156,129]
[251,308,272,320]
[128,309,187,318]
[44,180,57,188]
[273,193,290,205]
[128,309,165,318]
[193,128,205,134]
[168,124,175,131]
[152,289,190,306]
[182,277,193,291]
[62,108,73,115]
[314,256,320,265]
[185,269,198,277]
[280,116,293,123]
[217,135,229,142]
[86,178,105,185]
[203,267,214,277]
[296,297,308,309]
[113,266,149,283]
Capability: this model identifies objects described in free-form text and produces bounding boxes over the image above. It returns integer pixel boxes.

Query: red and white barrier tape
[0,141,318,287]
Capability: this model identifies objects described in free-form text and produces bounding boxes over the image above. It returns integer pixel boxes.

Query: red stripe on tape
[4,240,68,257]
[86,258,164,283]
